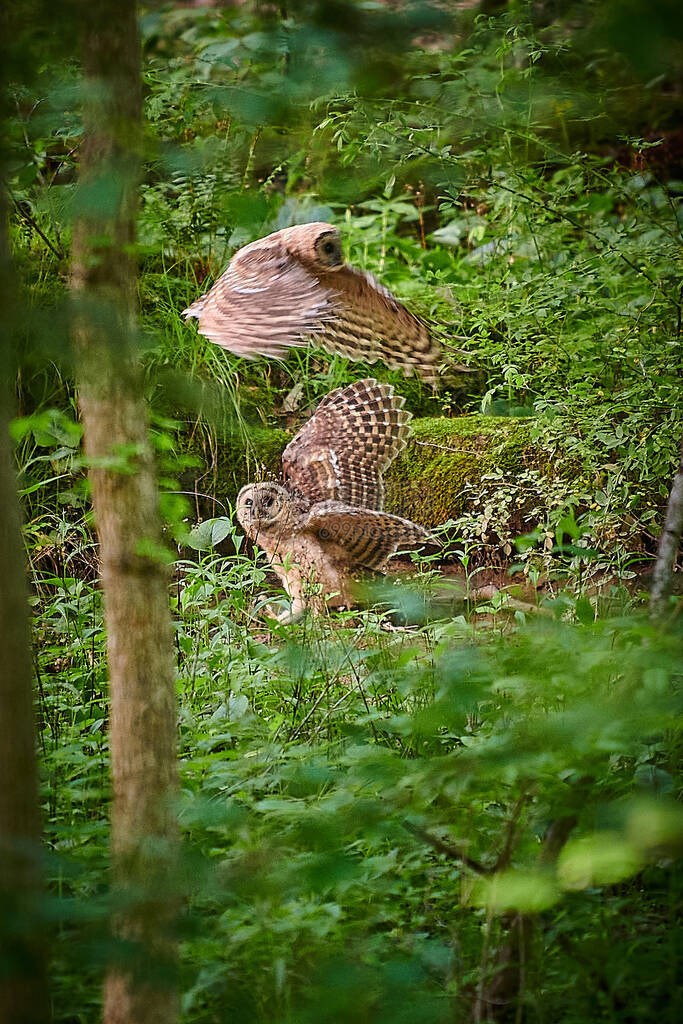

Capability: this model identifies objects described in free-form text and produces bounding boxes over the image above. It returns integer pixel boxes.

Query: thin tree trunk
[71,3,179,1021]
[0,197,50,1024]
[475,784,589,1022]
[650,444,683,620]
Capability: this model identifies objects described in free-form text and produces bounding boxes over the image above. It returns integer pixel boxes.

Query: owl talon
[254,595,306,626]
[273,606,306,625]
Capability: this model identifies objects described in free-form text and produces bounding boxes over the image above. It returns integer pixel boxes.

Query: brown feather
[316,266,438,378]
[182,222,441,378]
[182,240,332,358]
[305,501,431,569]
[282,378,411,510]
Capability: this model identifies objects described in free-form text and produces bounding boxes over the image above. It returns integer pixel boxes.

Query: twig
[287,652,354,741]
[8,192,64,260]
[473,904,495,1024]
[392,131,681,316]
[403,819,492,876]
[493,791,529,873]
[538,814,578,866]
[490,178,677,313]
[476,802,585,1021]
[413,439,491,456]
[166,490,228,513]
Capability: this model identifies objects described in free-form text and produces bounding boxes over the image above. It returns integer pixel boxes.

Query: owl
[183,221,441,379]
[236,378,432,622]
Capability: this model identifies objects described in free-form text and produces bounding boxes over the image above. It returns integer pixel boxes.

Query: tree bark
[71,3,179,1021]
[650,444,683,620]
[0,200,50,1024]
[474,784,588,1022]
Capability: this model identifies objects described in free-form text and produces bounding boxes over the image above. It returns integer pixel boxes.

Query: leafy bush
[35,546,682,1021]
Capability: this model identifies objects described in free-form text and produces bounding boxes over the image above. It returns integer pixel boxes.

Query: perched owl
[236,378,432,622]
[183,221,440,379]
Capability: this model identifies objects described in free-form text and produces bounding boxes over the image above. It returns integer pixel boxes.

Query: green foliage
[4,0,683,1020]
[33,548,682,1022]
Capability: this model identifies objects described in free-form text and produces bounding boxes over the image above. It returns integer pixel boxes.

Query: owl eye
[244,498,253,508]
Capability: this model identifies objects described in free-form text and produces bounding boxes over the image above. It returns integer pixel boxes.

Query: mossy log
[384,416,535,528]
[180,415,536,527]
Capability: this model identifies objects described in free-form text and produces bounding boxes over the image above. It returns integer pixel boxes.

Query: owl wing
[282,379,411,511]
[182,241,333,359]
[184,245,441,378]
[316,266,440,380]
[305,501,431,570]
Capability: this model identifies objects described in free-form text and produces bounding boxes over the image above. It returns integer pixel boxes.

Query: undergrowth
[35,540,682,1022]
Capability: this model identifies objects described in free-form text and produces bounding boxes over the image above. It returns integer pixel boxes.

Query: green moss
[385,416,535,527]
[179,415,536,524]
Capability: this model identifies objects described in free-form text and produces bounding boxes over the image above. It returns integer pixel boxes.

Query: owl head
[279,222,344,271]
[236,482,295,539]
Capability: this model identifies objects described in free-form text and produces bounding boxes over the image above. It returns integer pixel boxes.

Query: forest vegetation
[1,1,682,1022]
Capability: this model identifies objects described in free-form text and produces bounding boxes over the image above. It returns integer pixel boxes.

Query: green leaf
[574,597,595,625]
[475,869,560,914]
[187,517,233,551]
[558,833,644,891]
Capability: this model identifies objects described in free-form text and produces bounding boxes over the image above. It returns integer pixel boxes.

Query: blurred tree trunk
[650,445,683,620]
[71,3,179,1022]
[0,201,50,1024]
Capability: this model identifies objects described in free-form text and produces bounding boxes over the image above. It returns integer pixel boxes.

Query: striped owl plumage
[236,379,431,622]
[182,222,440,380]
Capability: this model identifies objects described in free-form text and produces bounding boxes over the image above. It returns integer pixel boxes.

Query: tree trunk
[0,200,50,1024]
[71,3,179,1021]
[650,444,683,620]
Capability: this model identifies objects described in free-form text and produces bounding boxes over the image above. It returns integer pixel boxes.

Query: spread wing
[182,242,333,359]
[316,266,440,380]
[305,502,432,570]
[184,246,441,379]
[282,379,411,511]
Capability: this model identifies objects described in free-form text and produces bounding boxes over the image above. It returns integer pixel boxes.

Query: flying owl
[182,221,441,379]
[236,378,432,622]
